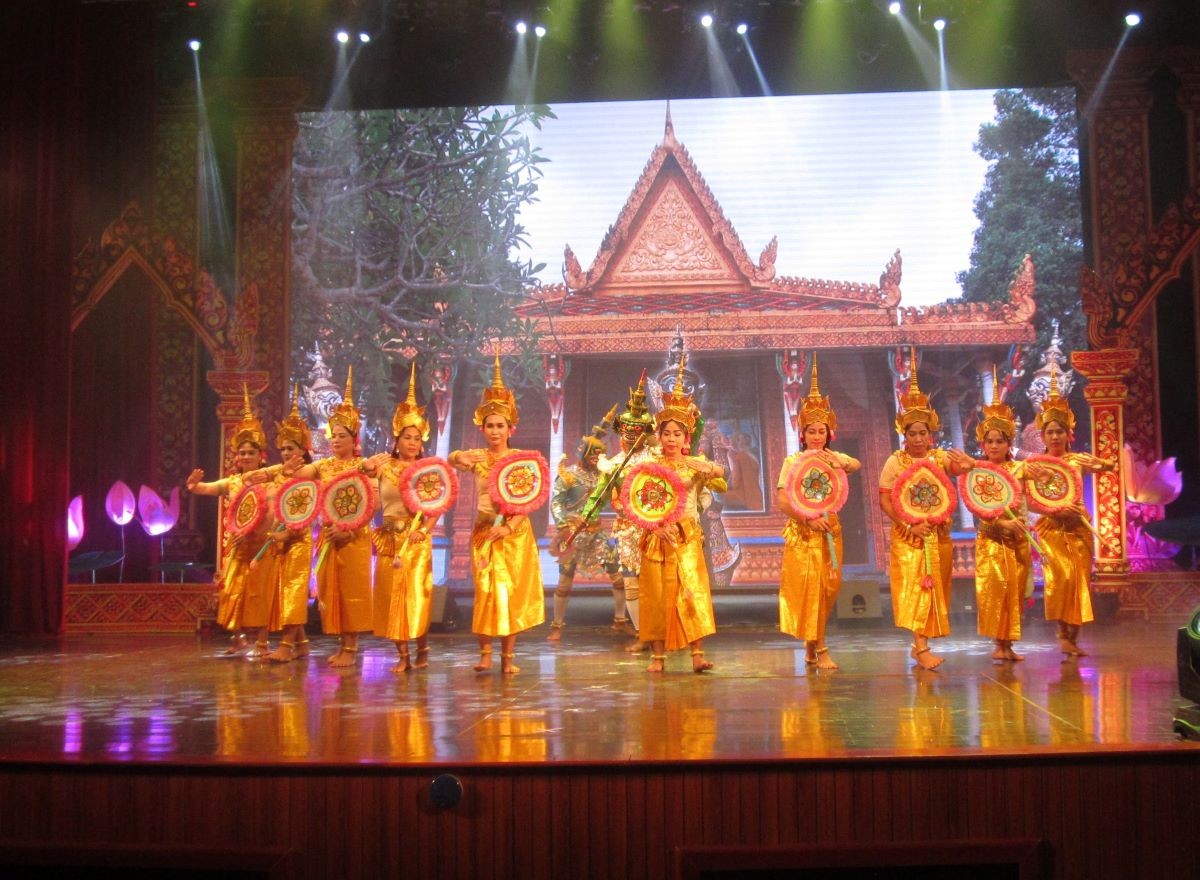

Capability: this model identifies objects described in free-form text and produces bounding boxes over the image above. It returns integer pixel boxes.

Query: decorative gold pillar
[1071,348,1137,585]
[217,77,308,425]
[1172,50,1200,464]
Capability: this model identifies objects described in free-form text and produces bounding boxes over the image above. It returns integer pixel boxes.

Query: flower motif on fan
[906,477,944,513]
[284,486,314,516]
[635,476,676,514]
[415,471,443,503]
[1035,470,1069,502]
[233,492,259,529]
[333,484,364,518]
[503,465,535,498]
[801,468,832,503]
[970,472,1005,504]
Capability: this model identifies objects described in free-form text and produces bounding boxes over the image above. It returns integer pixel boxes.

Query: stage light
[515,21,527,35]
[358,32,371,43]
[187,39,201,51]
[889,1,902,14]
[933,17,946,31]
[1124,12,1141,27]
[700,13,714,29]
[335,30,350,44]
[736,22,748,35]
[534,24,546,38]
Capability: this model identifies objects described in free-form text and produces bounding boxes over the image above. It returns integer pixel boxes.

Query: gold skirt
[1036,514,1094,626]
[470,514,545,637]
[638,518,716,650]
[315,526,373,634]
[974,525,1029,640]
[888,523,952,637]
[778,515,843,642]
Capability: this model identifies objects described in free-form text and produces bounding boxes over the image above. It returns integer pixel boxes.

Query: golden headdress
[895,347,941,434]
[391,362,430,442]
[230,383,267,451]
[798,353,837,434]
[616,369,654,436]
[654,356,699,434]
[577,404,616,460]
[975,366,1016,443]
[473,352,519,427]
[327,367,361,437]
[1035,363,1075,433]
[275,383,312,451]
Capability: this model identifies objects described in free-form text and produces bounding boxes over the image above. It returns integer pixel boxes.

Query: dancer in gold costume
[878,350,974,670]
[1034,367,1114,658]
[776,356,860,670]
[263,386,315,662]
[638,357,726,674]
[186,386,275,657]
[371,364,439,674]
[972,369,1030,663]
[449,355,545,675]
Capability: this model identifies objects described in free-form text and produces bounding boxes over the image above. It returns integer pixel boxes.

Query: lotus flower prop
[105,480,136,525]
[1121,444,1183,506]
[138,485,181,537]
[67,495,84,552]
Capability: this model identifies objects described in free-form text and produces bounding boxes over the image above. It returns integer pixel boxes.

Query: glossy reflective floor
[0,598,1194,765]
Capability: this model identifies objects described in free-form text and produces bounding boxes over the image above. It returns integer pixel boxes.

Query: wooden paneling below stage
[0,754,1195,880]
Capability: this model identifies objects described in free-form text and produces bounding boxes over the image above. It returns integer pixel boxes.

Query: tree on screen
[291,105,552,434]
[958,87,1084,420]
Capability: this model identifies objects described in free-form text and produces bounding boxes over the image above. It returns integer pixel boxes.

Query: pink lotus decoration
[105,480,136,525]
[67,495,84,552]
[138,485,181,536]
[1121,444,1183,506]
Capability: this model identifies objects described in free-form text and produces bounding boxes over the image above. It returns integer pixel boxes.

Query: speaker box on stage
[835,580,882,624]
[429,584,460,632]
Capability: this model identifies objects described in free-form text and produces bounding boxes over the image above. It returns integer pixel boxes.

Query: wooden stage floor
[0,598,1194,766]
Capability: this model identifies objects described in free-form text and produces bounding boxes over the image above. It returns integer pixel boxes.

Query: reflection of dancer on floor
[599,371,657,652]
[777,357,860,671]
[270,370,374,669]
[972,371,1029,663]
[262,386,314,663]
[449,356,544,675]
[1034,368,1114,658]
[369,364,440,674]
[548,407,631,641]
[878,353,974,671]
[186,385,273,658]
[638,358,726,674]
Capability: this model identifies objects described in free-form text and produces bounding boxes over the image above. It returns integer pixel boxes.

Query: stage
[1,599,1197,878]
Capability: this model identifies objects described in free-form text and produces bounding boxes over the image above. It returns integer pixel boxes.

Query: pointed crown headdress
[616,369,654,434]
[654,356,699,434]
[230,383,267,451]
[327,367,361,437]
[392,362,430,442]
[578,404,616,460]
[798,353,837,435]
[1035,363,1075,433]
[895,347,941,434]
[275,383,313,451]
[975,366,1016,443]
[473,351,519,427]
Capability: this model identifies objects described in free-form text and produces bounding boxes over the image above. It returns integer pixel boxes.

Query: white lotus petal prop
[105,480,136,526]
[67,495,85,552]
[1121,444,1183,506]
[138,485,181,537]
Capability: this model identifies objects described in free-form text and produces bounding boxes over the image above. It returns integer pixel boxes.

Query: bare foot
[1058,636,1080,657]
[691,651,714,673]
[804,641,819,666]
[412,647,430,670]
[245,641,270,660]
[992,642,1008,662]
[266,641,296,663]
[624,639,650,653]
[474,647,493,673]
[294,639,311,658]
[547,623,564,642]
[910,644,943,670]
[220,634,249,656]
[647,654,665,673]
[328,648,357,668]
[612,619,638,637]
[501,653,520,675]
[392,649,411,675]
[814,648,838,670]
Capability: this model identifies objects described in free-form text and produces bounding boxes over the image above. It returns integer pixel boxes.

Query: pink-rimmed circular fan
[225,483,268,538]
[1024,454,1084,516]
[273,476,320,531]
[958,462,1023,521]
[399,457,459,518]
[487,450,550,517]
[782,451,850,520]
[891,459,957,526]
[319,469,378,532]
[620,460,689,532]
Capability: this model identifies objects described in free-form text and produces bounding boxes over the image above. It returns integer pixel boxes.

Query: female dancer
[638,357,726,674]
[878,351,974,670]
[449,355,544,675]
[1035,368,1114,657]
[972,371,1030,662]
[777,356,861,670]
[186,386,274,657]
[371,364,440,674]
[263,386,315,663]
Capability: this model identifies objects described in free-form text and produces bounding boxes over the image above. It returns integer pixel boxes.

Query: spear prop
[563,431,648,548]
